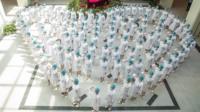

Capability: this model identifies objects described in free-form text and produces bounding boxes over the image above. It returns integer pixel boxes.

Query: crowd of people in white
[16,4,196,111]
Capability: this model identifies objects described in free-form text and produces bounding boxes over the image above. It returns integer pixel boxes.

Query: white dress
[145,34,154,49]
[106,89,116,106]
[113,61,121,79]
[51,69,59,86]
[130,78,140,97]
[93,94,100,111]
[65,52,72,69]
[56,48,65,65]
[73,56,82,73]
[60,75,67,92]
[151,68,162,87]
[121,82,131,99]
[84,58,92,75]
[100,60,108,77]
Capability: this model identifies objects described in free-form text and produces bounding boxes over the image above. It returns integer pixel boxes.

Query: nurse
[84,53,93,79]
[100,57,108,82]
[59,69,68,95]
[65,48,73,75]
[119,76,132,104]
[72,78,81,107]
[74,50,83,76]
[56,46,65,69]
[113,58,122,82]
[45,63,51,85]
[92,87,101,112]
[106,83,117,111]
[51,64,59,88]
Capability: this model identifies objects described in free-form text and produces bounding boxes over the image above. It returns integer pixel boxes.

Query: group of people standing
[16,4,196,111]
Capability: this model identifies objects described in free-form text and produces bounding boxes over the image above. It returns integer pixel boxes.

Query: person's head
[104,44,108,49]
[58,46,62,51]
[27,32,31,36]
[164,39,168,44]
[127,75,132,83]
[32,40,37,45]
[161,18,165,23]
[52,64,57,70]
[139,39,143,44]
[74,78,79,85]
[76,32,79,37]
[103,57,107,62]
[110,83,116,90]
[111,27,115,31]
[138,58,142,63]
[168,58,172,64]
[144,14,147,18]
[186,24,190,29]
[155,44,159,49]
[84,38,87,43]
[139,28,143,32]
[159,64,164,71]
[124,35,128,41]
[112,16,116,20]
[36,44,41,49]
[95,27,98,32]
[90,42,94,47]
[139,75,144,82]
[67,48,71,53]
[181,47,185,53]
[84,15,88,20]
[149,70,154,78]
[150,31,154,36]
[169,35,172,39]
[40,25,44,30]
[76,50,81,57]
[173,32,176,36]
[117,59,120,63]
[95,32,98,37]
[86,54,91,59]
[150,50,154,55]
[115,46,119,51]
[95,87,100,95]
[131,47,135,52]
[128,59,133,65]
[158,28,161,32]
[110,34,114,38]
[61,69,66,76]
[175,52,179,57]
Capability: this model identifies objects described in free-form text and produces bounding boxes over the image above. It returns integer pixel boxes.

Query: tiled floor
[0,33,200,112]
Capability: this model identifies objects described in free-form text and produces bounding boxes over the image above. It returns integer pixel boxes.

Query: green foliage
[145,0,157,7]
[93,7,104,13]
[3,23,16,36]
[110,0,122,7]
[67,0,122,13]
[68,0,80,11]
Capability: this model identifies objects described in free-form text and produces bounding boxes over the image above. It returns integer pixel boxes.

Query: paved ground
[0,27,200,112]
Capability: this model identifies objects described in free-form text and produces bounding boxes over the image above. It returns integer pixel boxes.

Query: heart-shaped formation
[16,5,196,109]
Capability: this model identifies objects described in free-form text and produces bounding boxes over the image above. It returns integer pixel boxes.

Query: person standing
[106,83,117,111]
[119,76,132,104]
[92,87,101,112]
[72,78,81,107]
[50,64,59,88]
